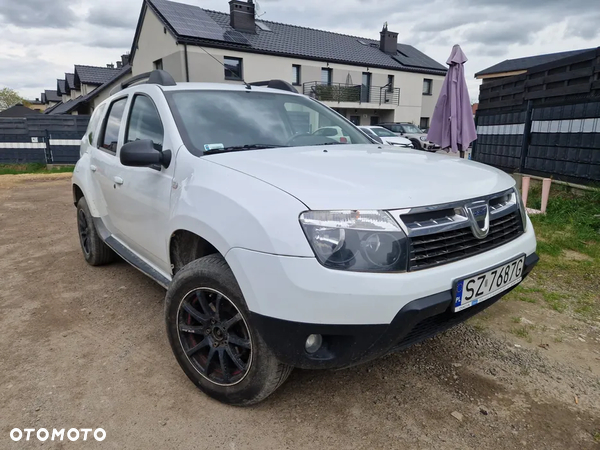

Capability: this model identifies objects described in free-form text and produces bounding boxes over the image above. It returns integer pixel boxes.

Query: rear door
[90,96,129,234]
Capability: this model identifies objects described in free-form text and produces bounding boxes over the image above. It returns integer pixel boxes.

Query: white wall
[132,7,184,79]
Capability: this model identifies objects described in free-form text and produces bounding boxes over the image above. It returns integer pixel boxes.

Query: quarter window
[86,103,107,146]
[126,95,164,151]
[224,57,243,80]
[100,97,127,153]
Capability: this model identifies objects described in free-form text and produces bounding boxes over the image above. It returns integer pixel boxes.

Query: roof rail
[109,70,177,96]
[249,80,298,93]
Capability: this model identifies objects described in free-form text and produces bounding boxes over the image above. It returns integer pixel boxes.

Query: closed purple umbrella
[427,44,477,158]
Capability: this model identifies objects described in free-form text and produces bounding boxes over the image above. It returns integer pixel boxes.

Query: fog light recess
[305,334,323,354]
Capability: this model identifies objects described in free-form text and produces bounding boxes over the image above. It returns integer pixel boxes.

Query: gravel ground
[1,174,599,449]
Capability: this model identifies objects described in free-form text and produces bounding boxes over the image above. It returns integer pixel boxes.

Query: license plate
[453,255,525,312]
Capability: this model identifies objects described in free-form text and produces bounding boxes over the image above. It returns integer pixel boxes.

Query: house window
[292,65,301,86]
[423,78,433,95]
[420,117,430,130]
[321,68,332,85]
[387,75,394,92]
[153,59,163,71]
[224,57,243,80]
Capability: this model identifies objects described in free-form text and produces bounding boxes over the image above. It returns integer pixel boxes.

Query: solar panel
[223,30,250,45]
[150,0,229,42]
[256,21,271,32]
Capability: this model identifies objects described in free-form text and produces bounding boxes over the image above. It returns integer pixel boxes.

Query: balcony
[302,81,400,105]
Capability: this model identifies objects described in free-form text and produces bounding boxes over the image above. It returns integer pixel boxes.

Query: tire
[76,197,116,266]
[410,138,422,150]
[165,254,292,406]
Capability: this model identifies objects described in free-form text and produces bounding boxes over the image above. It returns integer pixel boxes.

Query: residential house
[129,0,447,126]
[0,104,41,117]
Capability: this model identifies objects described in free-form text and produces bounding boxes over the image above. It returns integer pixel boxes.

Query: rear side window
[86,104,107,146]
[126,95,164,151]
[100,98,127,153]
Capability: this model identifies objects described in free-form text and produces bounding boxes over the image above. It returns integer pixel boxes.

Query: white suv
[72,71,538,406]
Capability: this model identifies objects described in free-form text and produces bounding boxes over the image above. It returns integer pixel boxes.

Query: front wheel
[165,254,292,406]
[76,197,116,266]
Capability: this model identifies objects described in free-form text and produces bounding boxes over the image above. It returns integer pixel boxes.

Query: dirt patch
[563,250,594,262]
[1,177,599,449]
[0,172,72,189]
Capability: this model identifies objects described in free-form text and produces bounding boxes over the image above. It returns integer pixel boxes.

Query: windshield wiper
[204,144,287,154]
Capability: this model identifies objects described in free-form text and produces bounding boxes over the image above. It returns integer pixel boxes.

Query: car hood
[205,144,515,210]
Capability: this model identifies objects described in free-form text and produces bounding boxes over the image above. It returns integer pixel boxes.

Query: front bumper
[252,253,538,369]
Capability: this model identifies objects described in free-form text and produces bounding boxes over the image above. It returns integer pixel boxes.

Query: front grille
[408,211,523,271]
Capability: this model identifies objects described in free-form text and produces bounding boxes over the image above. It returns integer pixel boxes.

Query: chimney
[229,0,256,34]
[107,63,115,69]
[121,54,130,66]
[379,23,398,55]
[117,61,123,69]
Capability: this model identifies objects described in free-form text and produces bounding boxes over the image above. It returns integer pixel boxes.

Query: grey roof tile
[57,79,66,96]
[475,48,594,77]
[44,90,61,103]
[74,65,124,87]
[146,0,447,75]
[65,73,75,91]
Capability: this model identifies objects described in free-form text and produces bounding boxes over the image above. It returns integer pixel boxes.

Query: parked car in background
[311,126,351,143]
[379,122,440,152]
[72,71,537,406]
[359,126,414,148]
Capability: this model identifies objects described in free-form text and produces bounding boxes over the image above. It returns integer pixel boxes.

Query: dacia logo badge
[465,201,490,239]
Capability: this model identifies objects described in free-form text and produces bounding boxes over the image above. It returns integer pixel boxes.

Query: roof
[44,90,61,103]
[65,73,76,91]
[74,64,124,87]
[134,0,447,76]
[475,48,594,77]
[47,65,132,115]
[0,104,41,117]
[43,101,62,114]
[57,79,66,96]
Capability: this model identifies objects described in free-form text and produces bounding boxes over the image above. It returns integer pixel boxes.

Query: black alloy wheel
[78,208,91,257]
[177,288,252,386]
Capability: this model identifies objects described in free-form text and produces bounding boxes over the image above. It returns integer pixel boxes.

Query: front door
[111,92,175,272]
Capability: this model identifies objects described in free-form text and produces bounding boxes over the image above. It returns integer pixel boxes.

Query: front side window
[224,57,243,80]
[167,90,371,155]
[126,95,164,151]
[100,97,127,153]
[423,78,433,95]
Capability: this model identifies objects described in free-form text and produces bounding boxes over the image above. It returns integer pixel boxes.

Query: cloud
[0,0,76,29]
[87,4,139,29]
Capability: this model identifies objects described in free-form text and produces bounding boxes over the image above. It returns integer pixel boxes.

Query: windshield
[372,127,397,137]
[167,90,371,154]
[401,124,423,134]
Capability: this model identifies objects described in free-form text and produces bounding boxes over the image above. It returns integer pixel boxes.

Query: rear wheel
[165,254,292,406]
[76,197,115,266]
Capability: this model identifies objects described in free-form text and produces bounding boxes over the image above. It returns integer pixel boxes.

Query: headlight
[299,210,408,272]
[513,187,528,231]
[419,136,427,141]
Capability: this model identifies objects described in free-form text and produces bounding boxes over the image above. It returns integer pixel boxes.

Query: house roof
[65,73,76,92]
[134,0,447,76]
[44,90,61,103]
[47,65,132,115]
[475,48,594,77]
[0,104,41,117]
[57,79,67,96]
[74,64,124,88]
[44,101,63,114]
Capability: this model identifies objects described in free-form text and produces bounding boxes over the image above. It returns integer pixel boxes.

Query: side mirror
[120,139,171,169]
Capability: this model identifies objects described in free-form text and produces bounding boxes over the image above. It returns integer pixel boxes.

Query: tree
[0,87,26,111]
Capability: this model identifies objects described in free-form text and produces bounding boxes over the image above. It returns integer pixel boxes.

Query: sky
[1,0,599,102]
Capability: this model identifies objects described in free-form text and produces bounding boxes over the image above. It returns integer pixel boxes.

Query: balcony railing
[302,81,400,105]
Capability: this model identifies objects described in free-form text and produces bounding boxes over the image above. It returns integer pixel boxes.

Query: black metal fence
[0,115,90,164]
[303,82,401,105]
[472,47,600,185]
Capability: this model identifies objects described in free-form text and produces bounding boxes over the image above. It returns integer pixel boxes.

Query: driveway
[1,174,598,449]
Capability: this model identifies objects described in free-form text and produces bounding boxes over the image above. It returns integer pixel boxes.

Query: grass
[511,326,530,339]
[0,163,74,175]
